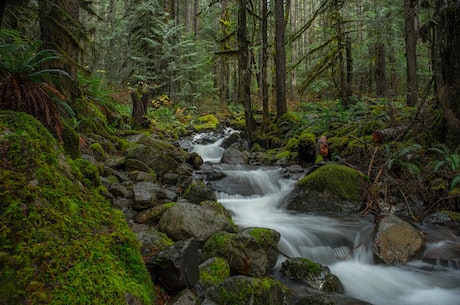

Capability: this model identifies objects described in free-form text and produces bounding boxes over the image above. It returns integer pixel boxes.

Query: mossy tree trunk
[275,0,287,118]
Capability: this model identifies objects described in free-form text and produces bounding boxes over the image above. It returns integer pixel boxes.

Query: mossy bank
[0,111,155,304]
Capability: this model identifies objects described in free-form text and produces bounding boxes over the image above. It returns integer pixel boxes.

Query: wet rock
[135,202,176,224]
[204,276,288,305]
[241,227,281,271]
[132,182,161,210]
[109,182,131,198]
[286,163,367,215]
[280,257,344,293]
[158,202,235,242]
[186,152,203,169]
[221,132,241,149]
[128,171,157,183]
[423,211,460,232]
[221,146,249,164]
[168,289,199,305]
[374,215,424,265]
[196,257,231,292]
[202,232,269,277]
[131,223,173,256]
[147,239,200,293]
[123,158,151,172]
[183,180,217,204]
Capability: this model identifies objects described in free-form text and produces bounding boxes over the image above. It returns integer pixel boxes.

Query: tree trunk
[375,43,387,97]
[238,0,255,137]
[38,0,81,98]
[346,35,353,102]
[275,0,287,118]
[435,0,460,146]
[260,0,269,129]
[404,0,418,106]
[131,91,149,128]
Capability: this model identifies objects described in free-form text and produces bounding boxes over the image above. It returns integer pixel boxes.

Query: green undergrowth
[0,111,155,305]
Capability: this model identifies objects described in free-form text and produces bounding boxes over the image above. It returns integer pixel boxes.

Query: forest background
[0,0,459,211]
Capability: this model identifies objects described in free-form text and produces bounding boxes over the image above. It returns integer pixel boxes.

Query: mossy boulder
[297,130,317,164]
[204,275,288,305]
[286,163,368,215]
[280,257,343,293]
[0,111,155,304]
[193,114,219,131]
[198,257,231,289]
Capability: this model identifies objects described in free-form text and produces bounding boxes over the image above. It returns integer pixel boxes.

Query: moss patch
[193,114,219,131]
[298,163,368,201]
[0,111,155,305]
[199,257,230,287]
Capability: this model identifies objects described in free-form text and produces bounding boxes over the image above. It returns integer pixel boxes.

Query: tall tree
[404,0,418,106]
[38,0,83,97]
[259,0,269,128]
[435,0,460,145]
[275,0,287,117]
[238,0,255,136]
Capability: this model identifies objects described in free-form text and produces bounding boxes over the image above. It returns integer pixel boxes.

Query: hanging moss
[0,111,156,305]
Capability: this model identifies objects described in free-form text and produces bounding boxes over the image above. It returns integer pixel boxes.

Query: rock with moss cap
[0,111,155,305]
[193,114,219,132]
[280,257,343,293]
[286,163,368,215]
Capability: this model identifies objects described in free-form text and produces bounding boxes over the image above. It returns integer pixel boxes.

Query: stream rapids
[183,130,460,305]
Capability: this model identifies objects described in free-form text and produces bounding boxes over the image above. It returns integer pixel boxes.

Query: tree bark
[435,0,460,146]
[404,0,418,106]
[238,0,255,136]
[375,43,387,97]
[260,0,269,129]
[38,0,81,98]
[275,0,287,118]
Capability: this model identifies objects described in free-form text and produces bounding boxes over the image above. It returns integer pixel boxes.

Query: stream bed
[185,131,460,305]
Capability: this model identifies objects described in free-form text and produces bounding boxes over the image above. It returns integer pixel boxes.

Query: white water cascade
[189,134,460,305]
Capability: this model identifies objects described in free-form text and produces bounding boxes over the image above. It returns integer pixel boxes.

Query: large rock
[374,215,424,264]
[158,202,235,241]
[221,146,249,164]
[147,239,200,293]
[204,276,288,305]
[125,134,186,177]
[286,163,367,215]
[280,257,343,293]
[241,227,281,270]
[132,182,161,210]
[202,232,269,277]
[183,180,217,204]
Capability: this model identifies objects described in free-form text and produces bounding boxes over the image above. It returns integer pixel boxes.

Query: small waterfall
[190,132,460,305]
[189,129,237,163]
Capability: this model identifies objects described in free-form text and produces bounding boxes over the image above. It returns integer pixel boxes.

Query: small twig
[400,189,418,221]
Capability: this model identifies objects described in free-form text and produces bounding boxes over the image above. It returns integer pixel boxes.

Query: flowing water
[187,131,460,305]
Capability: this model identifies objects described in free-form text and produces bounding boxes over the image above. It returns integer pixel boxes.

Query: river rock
[123,158,152,172]
[204,276,288,305]
[168,289,199,305]
[221,146,249,164]
[422,211,460,233]
[221,132,241,149]
[374,215,424,265]
[109,182,131,198]
[125,134,186,177]
[147,239,199,293]
[132,182,161,210]
[158,202,235,241]
[131,223,173,256]
[280,257,344,293]
[186,151,203,169]
[285,163,367,215]
[183,180,217,203]
[135,202,175,224]
[202,232,269,277]
[241,227,281,270]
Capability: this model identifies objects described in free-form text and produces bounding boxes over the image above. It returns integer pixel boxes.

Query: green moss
[193,114,219,131]
[89,142,107,161]
[73,158,101,187]
[250,143,264,153]
[298,163,368,201]
[300,258,322,275]
[202,232,233,257]
[214,277,286,305]
[442,210,460,222]
[0,111,155,305]
[299,130,316,144]
[275,150,291,159]
[286,137,300,152]
[61,120,81,159]
[199,257,230,287]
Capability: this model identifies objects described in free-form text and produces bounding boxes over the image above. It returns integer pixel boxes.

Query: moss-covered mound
[0,111,155,305]
[193,114,219,131]
[286,163,368,215]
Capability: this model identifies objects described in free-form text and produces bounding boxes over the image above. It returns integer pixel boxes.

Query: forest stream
[185,130,460,305]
